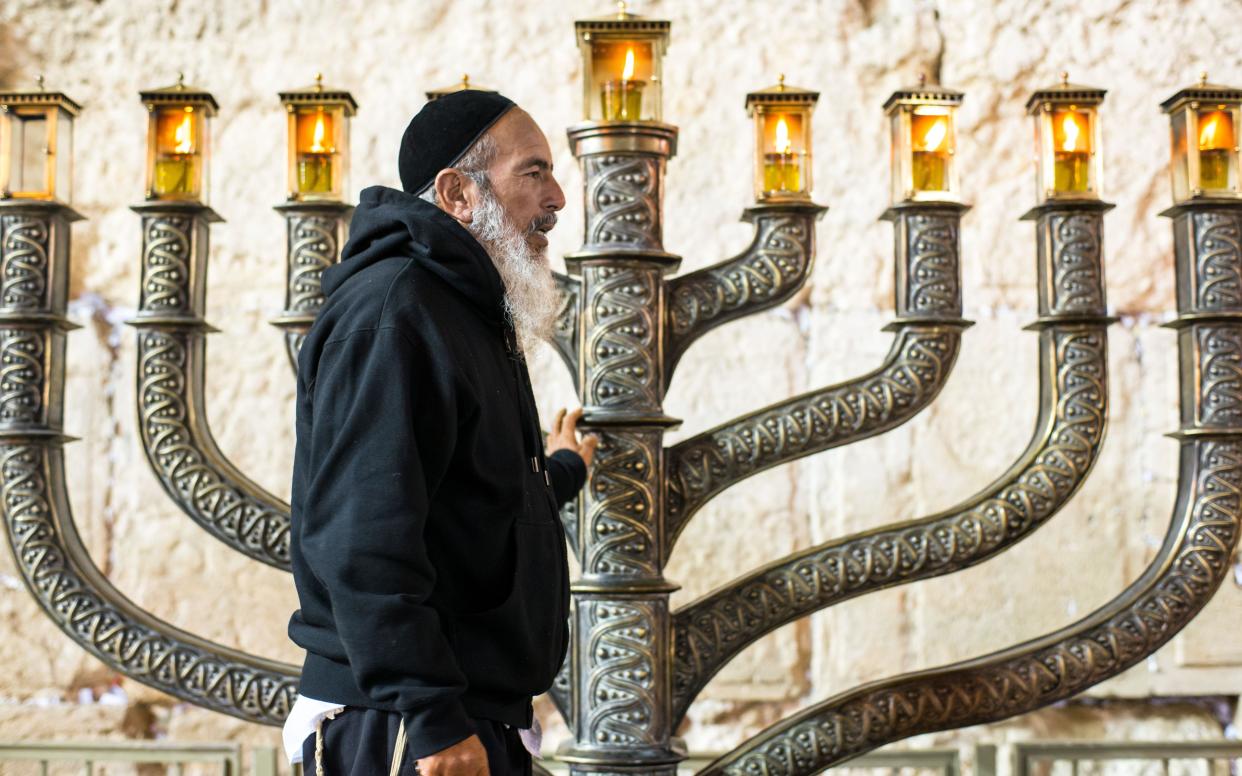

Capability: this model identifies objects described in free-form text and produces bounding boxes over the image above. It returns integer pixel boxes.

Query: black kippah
[398,90,516,195]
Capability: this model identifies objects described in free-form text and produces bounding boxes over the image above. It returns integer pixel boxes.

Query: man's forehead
[491,109,553,164]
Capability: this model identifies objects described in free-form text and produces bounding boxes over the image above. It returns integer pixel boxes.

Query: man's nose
[545,175,566,212]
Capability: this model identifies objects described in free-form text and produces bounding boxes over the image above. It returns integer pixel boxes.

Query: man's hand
[417,733,489,775]
[546,407,599,467]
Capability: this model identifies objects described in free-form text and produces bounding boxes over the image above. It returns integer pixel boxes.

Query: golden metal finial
[917,72,927,88]
[1060,71,1069,86]
[462,73,471,88]
[315,72,324,92]
[1199,71,1209,86]
[176,72,186,90]
[778,74,786,91]
[35,74,45,91]
[616,0,627,17]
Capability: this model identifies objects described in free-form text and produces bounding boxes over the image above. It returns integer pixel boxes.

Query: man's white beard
[466,186,560,358]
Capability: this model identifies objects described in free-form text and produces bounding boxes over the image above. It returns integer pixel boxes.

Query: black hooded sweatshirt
[287,185,583,761]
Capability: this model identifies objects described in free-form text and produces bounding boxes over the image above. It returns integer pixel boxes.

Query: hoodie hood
[325,185,508,325]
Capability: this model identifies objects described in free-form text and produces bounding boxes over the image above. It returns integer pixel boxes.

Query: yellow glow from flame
[1201,113,1221,150]
[622,48,635,81]
[1061,113,1082,152]
[921,118,946,152]
[173,112,193,154]
[775,117,791,153]
[311,114,327,153]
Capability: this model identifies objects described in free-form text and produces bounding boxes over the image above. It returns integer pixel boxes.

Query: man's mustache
[526,213,558,235]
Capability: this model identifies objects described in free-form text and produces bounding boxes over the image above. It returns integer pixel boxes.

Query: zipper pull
[544,470,551,487]
[531,456,540,473]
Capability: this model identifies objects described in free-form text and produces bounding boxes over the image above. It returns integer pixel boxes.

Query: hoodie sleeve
[299,325,475,760]
[546,449,587,508]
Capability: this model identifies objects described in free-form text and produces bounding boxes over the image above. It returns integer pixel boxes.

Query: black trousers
[301,707,532,775]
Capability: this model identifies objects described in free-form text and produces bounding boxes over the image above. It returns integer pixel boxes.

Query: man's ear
[433,168,474,224]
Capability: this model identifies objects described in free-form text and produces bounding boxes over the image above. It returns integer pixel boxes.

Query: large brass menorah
[2,7,1242,776]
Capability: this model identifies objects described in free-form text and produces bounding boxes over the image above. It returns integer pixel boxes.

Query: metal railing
[8,740,1242,776]
[1012,742,1242,776]
[0,741,244,775]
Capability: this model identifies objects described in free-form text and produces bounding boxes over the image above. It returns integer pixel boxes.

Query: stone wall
[1,0,1241,766]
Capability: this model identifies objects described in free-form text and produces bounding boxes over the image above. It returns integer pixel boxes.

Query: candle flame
[921,118,947,152]
[1061,112,1082,152]
[1201,113,1221,150]
[311,113,327,153]
[622,47,635,81]
[173,113,193,154]
[775,117,791,154]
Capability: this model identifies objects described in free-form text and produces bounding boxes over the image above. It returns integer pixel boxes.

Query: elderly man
[284,91,596,776]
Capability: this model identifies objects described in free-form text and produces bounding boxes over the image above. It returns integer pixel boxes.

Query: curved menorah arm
[671,322,1108,724]
[271,202,352,376]
[0,201,298,726]
[130,203,292,571]
[696,435,1240,775]
[551,272,581,389]
[664,202,827,382]
[665,204,971,553]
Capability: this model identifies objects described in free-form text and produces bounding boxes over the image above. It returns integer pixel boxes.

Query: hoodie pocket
[453,518,567,696]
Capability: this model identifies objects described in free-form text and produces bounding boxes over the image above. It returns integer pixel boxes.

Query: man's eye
[527,171,542,179]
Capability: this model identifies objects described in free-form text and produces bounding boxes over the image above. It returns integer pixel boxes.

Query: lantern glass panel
[1196,107,1237,192]
[585,38,659,121]
[754,110,811,200]
[1170,109,1190,201]
[55,108,72,202]
[150,105,204,200]
[289,105,345,199]
[5,107,49,196]
[910,106,952,192]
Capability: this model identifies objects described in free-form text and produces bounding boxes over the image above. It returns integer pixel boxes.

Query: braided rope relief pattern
[672,328,1107,721]
[705,439,1241,776]
[1,443,298,724]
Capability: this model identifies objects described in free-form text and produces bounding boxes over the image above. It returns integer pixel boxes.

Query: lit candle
[297,109,333,194]
[763,116,802,193]
[911,108,949,191]
[154,107,196,196]
[600,47,645,121]
[1198,109,1235,190]
[1053,109,1090,192]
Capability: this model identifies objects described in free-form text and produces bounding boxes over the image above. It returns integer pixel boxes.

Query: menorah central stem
[560,121,683,776]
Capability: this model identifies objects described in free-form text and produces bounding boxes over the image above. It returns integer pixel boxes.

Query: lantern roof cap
[883,76,963,112]
[426,74,498,101]
[576,2,670,36]
[1025,74,1106,112]
[1161,73,1242,112]
[279,74,358,114]
[746,75,820,111]
[140,74,219,113]
[0,76,81,115]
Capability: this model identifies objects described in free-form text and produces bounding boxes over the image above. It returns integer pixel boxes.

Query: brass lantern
[279,74,357,202]
[1028,74,1105,203]
[426,74,498,102]
[884,76,963,204]
[140,75,217,202]
[0,77,80,202]
[746,75,818,202]
[575,2,670,123]
[1161,73,1242,203]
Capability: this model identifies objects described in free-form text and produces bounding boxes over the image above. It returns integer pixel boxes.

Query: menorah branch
[551,272,581,388]
[0,201,300,726]
[664,205,970,554]
[128,203,293,570]
[664,202,826,381]
[697,435,1240,775]
[671,323,1108,724]
[271,201,351,374]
